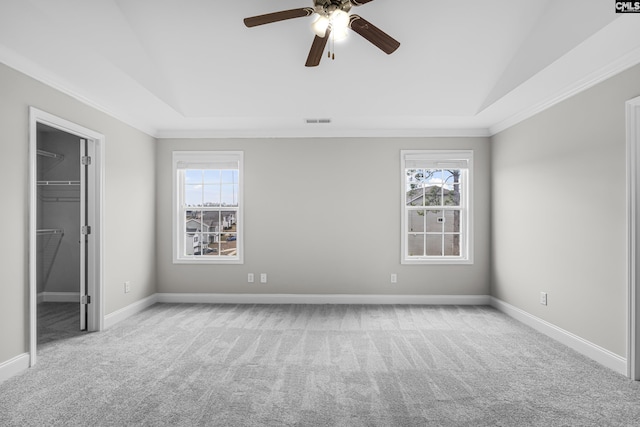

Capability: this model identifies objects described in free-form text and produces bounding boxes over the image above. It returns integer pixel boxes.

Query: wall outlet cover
[540,292,548,306]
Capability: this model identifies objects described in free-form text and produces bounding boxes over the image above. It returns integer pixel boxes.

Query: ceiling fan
[243,0,400,67]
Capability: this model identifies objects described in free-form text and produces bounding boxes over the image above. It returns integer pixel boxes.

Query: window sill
[402,257,473,265]
[173,257,243,265]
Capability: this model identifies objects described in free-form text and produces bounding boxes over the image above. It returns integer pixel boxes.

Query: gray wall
[0,63,157,365]
[491,63,640,358]
[156,138,491,295]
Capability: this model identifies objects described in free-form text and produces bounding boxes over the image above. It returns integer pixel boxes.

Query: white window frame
[173,151,244,264]
[401,150,473,265]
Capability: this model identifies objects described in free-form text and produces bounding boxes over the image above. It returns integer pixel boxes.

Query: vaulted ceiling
[1,0,639,138]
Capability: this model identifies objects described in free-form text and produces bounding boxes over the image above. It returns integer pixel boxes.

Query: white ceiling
[1,0,640,138]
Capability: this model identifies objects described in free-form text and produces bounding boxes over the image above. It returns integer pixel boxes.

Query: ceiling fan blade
[351,0,375,5]
[305,27,331,67]
[349,15,400,55]
[244,8,314,28]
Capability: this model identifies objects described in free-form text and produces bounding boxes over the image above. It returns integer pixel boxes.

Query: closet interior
[36,123,83,344]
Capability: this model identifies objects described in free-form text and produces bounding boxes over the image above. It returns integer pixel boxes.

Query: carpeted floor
[1,303,639,426]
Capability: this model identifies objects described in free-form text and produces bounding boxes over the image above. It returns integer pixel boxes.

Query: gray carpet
[1,303,639,426]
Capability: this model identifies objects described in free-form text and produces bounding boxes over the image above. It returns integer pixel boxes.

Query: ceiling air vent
[305,118,332,124]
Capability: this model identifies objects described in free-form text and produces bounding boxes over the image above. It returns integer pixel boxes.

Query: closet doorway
[29,108,103,367]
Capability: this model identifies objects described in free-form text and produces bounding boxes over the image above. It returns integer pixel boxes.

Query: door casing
[29,107,104,367]
[627,96,640,381]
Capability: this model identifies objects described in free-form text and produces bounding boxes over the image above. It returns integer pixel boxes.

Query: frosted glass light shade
[331,10,349,31]
[312,16,330,37]
[311,10,349,41]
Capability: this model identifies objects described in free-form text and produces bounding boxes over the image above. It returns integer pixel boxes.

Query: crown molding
[489,16,640,136]
[490,47,640,136]
[154,127,491,139]
[0,46,157,137]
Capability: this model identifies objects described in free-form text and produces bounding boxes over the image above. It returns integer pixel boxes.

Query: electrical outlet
[248,273,254,283]
[260,273,267,283]
[124,281,131,293]
[540,292,547,306]
[390,273,397,283]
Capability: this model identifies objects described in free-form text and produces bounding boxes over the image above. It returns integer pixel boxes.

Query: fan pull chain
[327,25,332,60]
[330,28,335,61]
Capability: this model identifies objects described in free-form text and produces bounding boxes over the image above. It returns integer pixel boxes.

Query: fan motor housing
[314,0,352,16]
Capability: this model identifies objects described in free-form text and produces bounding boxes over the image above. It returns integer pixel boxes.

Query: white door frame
[29,107,104,367]
[627,96,640,380]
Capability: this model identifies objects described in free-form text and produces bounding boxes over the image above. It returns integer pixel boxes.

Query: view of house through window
[173,152,243,263]
[184,169,238,257]
[401,150,472,264]
[406,168,462,256]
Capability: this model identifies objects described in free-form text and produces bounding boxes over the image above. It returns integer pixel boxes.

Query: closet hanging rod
[39,197,80,203]
[37,180,80,186]
[37,229,64,235]
[37,149,64,160]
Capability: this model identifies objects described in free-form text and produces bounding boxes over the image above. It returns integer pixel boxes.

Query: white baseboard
[0,353,29,384]
[103,293,490,328]
[104,294,158,329]
[490,297,627,376]
[38,292,80,303]
[156,293,492,305]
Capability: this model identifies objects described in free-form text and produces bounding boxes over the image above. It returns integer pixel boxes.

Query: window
[401,150,472,264]
[173,151,243,264]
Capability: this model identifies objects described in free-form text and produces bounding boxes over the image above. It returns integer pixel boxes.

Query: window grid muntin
[402,153,471,264]
[173,151,243,265]
[184,169,238,208]
[180,168,239,259]
[406,206,464,258]
[182,207,238,258]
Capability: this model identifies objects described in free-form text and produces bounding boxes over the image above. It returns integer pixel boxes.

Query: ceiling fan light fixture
[312,9,349,40]
[331,10,349,31]
[331,27,349,41]
[312,15,330,37]
[329,10,349,41]
[243,0,401,67]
